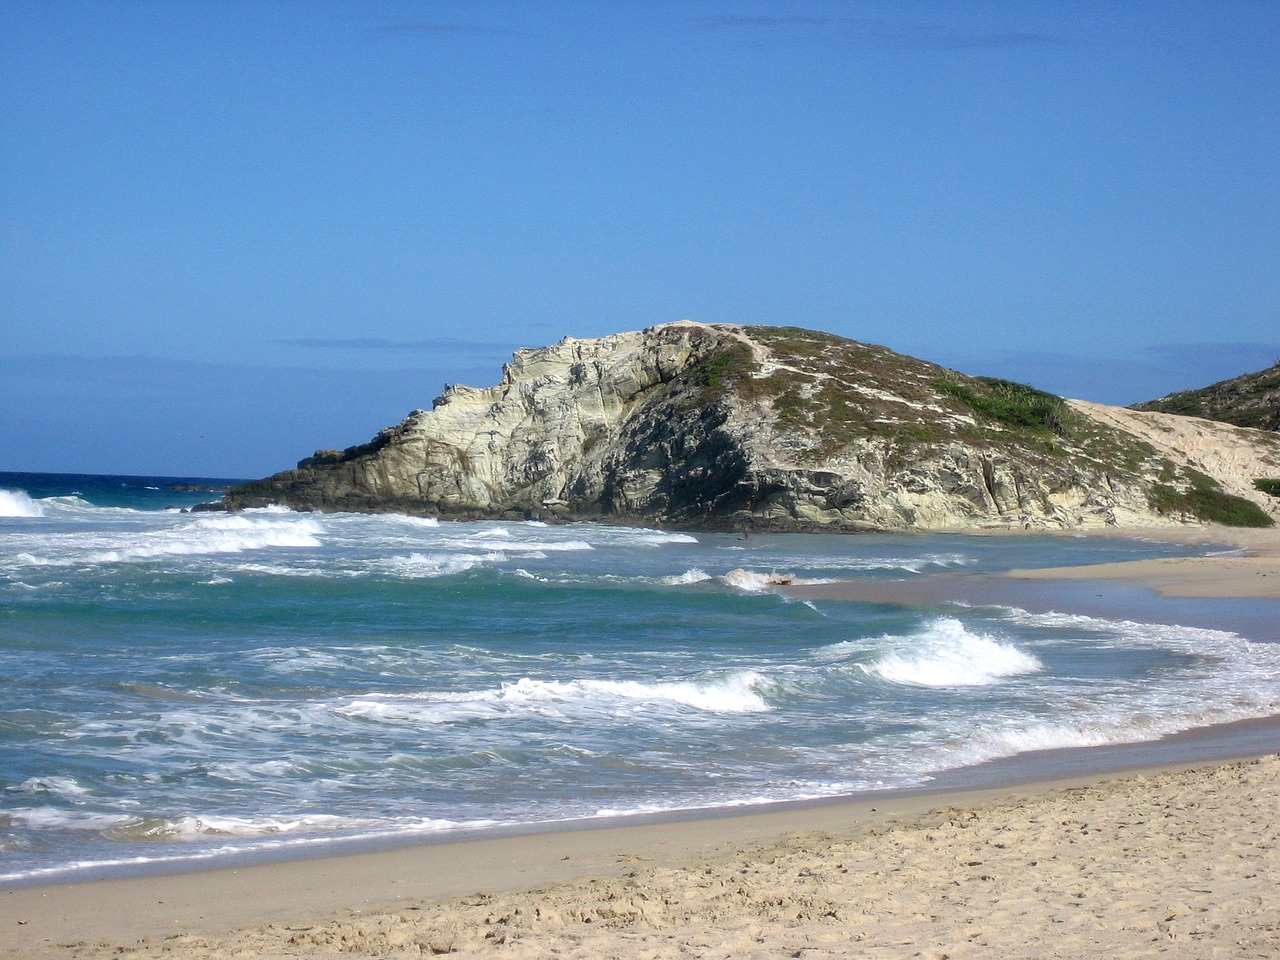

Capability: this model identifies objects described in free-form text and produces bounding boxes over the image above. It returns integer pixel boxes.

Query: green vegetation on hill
[712,327,1130,462]
[225,322,1279,530]
[1134,363,1280,432]
[1255,478,1280,498]
[935,377,1067,435]
[709,325,1274,527]
[735,326,955,456]
[1149,470,1274,527]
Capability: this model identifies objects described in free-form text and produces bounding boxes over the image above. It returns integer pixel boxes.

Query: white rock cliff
[225,322,1280,531]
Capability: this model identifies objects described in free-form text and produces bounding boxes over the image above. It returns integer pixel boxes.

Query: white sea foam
[1,513,329,568]
[430,533,594,555]
[591,778,877,819]
[663,568,713,585]
[521,540,593,552]
[4,804,481,844]
[8,776,92,799]
[0,489,44,517]
[921,710,1213,775]
[808,552,973,573]
[955,720,1126,759]
[0,811,501,885]
[207,759,298,781]
[109,812,369,840]
[1005,609,1258,655]
[868,608,1280,777]
[337,671,772,726]
[376,551,506,579]
[555,525,697,547]
[257,648,348,674]
[721,569,791,592]
[6,806,134,832]
[862,618,1043,687]
[392,515,441,529]
[224,562,329,578]
[611,529,700,546]
[35,495,139,517]
[501,674,772,714]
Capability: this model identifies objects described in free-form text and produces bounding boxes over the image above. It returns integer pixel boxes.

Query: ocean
[2,471,1278,886]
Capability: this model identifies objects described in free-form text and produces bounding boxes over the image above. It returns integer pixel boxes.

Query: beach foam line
[4,752,1277,958]
[334,671,773,725]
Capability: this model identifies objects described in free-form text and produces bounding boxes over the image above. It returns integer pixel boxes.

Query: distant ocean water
[3,471,1279,885]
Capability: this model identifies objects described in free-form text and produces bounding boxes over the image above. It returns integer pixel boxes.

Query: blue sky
[2,1,1277,478]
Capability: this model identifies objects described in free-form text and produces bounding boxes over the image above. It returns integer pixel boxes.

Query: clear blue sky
[2,1,1277,478]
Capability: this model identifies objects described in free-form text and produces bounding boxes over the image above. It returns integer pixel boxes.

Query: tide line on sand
[1013,525,1280,600]
[5,753,1279,959]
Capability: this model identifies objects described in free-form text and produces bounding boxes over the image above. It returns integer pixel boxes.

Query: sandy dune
[1069,399,1280,520]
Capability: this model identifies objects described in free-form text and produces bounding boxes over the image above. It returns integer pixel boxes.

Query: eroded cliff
[223,322,1278,530]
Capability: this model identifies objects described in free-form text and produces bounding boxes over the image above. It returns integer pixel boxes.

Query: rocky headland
[1133,359,1280,432]
[222,322,1280,531]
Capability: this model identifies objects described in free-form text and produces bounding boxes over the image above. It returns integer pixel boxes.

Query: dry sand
[6,521,1280,959]
[1010,526,1280,599]
[5,754,1277,959]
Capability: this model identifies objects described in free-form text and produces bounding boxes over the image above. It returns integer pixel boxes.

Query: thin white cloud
[378,21,524,38]
[692,13,1065,51]
[278,336,505,354]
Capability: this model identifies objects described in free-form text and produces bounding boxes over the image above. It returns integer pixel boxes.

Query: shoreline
[1007,523,1280,600]
[1018,523,1280,596]
[10,704,1279,891]
[785,523,1280,641]
[6,738,1277,957]
[7,522,1280,957]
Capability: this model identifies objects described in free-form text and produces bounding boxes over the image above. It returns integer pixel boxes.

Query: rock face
[224,322,1278,530]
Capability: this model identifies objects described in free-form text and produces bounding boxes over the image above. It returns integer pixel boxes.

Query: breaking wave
[13,513,325,566]
[861,617,1043,687]
[0,489,44,518]
[337,671,773,726]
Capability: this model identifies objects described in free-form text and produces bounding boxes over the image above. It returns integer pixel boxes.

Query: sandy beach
[3,750,1276,959]
[1007,526,1280,599]
[5,523,1280,959]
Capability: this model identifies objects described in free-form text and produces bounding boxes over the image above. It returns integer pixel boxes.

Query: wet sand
[5,748,1277,959]
[1010,530,1280,599]
[789,524,1280,641]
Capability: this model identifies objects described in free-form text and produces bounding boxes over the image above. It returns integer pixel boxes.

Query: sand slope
[1069,399,1280,520]
[35,756,1279,960]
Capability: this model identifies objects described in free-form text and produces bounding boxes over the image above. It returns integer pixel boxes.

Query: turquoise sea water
[2,471,1278,884]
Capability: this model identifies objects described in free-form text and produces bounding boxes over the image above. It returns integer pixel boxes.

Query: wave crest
[862,618,1043,687]
[502,674,772,714]
[0,489,44,518]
